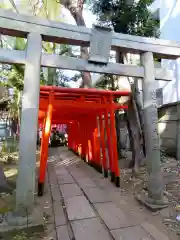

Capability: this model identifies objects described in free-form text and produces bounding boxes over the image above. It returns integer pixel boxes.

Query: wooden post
[38,93,53,196]
[99,114,108,178]
[15,33,42,213]
[109,97,120,187]
[96,117,102,173]
[141,52,167,206]
[105,110,113,181]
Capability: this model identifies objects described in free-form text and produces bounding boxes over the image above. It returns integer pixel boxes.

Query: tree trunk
[47,68,56,86]
[115,112,122,158]
[116,51,145,174]
[126,95,144,174]
[61,0,92,88]
[134,79,146,156]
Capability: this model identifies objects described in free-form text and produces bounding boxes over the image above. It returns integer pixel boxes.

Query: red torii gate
[38,86,130,196]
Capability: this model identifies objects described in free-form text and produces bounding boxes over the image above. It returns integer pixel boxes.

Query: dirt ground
[119,152,180,235]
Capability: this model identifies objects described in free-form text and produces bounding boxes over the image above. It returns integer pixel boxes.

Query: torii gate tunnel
[38,86,130,195]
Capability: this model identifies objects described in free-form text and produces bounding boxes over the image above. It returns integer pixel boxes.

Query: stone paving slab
[141,222,170,240]
[141,238,154,240]
[57,225,70,240]
[60,156,80,166]
[51,186,62,202]
[93,178,118,189]
[46,148,174,240]
[94,202,141,230]
[57,174,75,185]
[75,177,97,188]
[83,187,113,203]
[112,195,150,223]
[55,167,70,176]
[110,226,154,240]
[53,201,66,227]
[65,195,96,221]
[60,183,83,199]
[71,218,113,240]
[48,173,58,185]
[69,169,87,179]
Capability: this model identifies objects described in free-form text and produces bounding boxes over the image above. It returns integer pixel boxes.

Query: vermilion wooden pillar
[110,96,120,187]
[81,120,86,160]
[89,116,96,167]
[72,122,76,153]
[38,93,53,196]
[99,114,108,178]
[87,120,92,163]
[67,123,72,150]
[85,121,89,162]
[105,109,114,181]
[95,117,102,173]
[89,119,95,166]
[87,128,92,162]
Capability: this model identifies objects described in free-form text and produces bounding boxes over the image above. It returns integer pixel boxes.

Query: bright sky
[62,5,96,28]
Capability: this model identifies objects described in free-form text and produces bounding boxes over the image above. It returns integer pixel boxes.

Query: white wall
[151,0,180,104]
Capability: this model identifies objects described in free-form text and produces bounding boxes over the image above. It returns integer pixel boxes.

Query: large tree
[90,0,160,174]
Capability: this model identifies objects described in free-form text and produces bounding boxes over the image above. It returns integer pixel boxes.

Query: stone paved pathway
[40,147,178,240]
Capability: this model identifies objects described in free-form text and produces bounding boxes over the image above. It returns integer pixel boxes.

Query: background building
[151,0,180,105]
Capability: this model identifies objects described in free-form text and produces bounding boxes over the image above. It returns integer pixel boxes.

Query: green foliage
[95,74,118,90]
[0,1,14,10]
[91,0,160,90]
[90,0,160,37]
[12,231,28,240]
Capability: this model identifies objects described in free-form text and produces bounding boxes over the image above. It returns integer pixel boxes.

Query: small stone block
[57,225,70,240]
[71,218,112,240]
[65,195,96,221]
